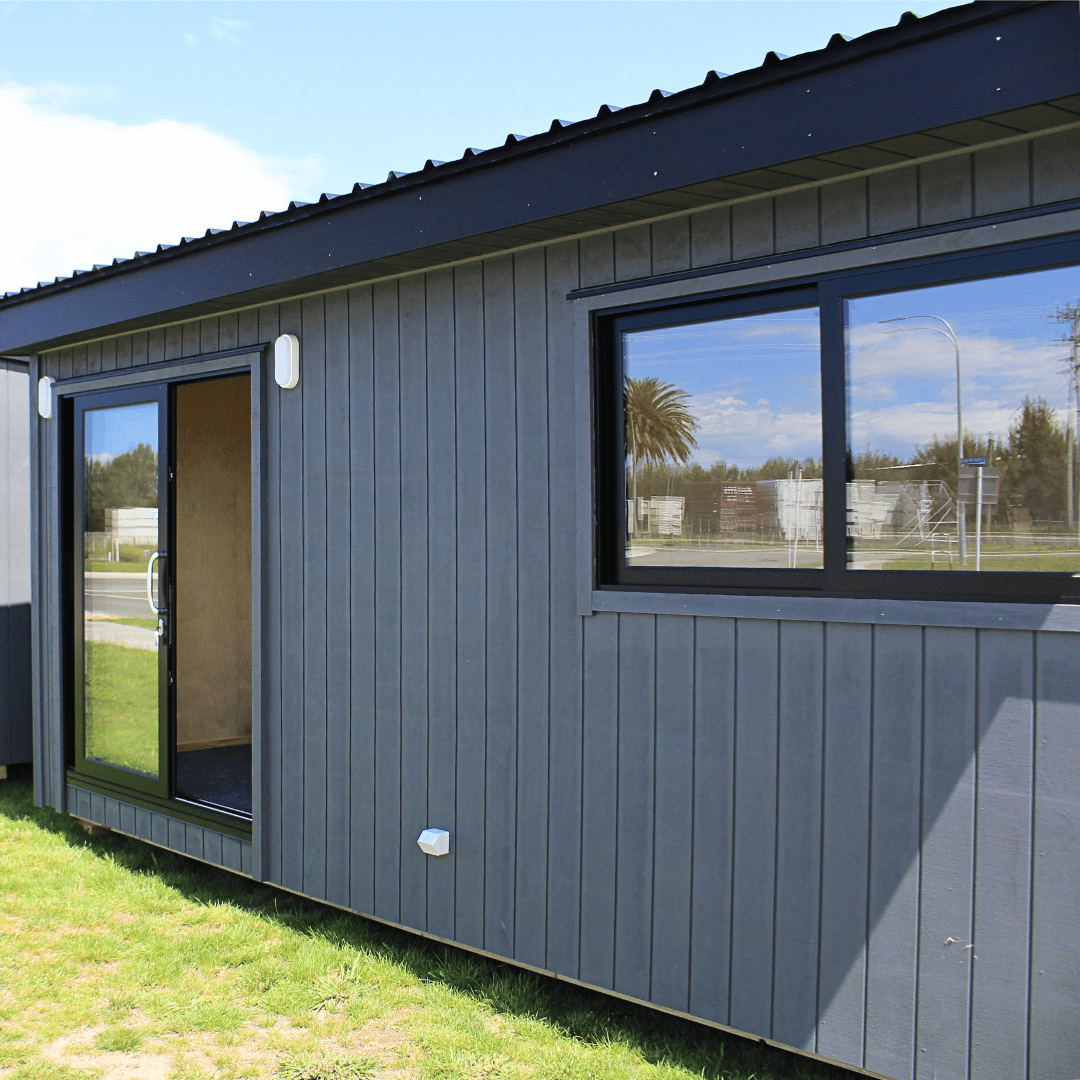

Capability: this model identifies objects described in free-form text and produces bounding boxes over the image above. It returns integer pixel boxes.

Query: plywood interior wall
[174,374,251,750]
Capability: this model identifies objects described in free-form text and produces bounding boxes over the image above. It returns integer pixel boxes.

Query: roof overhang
[2,1,1078,354]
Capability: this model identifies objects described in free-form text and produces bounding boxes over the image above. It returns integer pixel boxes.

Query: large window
[594,240,1080,602]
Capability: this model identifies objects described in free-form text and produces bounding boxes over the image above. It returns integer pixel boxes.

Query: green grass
[0,767,859,1080]
[96,616,160,631]
[84,640,159,775]
[85,561,152,574]
[877,551,1080,572]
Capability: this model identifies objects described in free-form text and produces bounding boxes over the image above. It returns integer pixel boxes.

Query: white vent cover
[37,376,54,419]
[417,828,450,856]
[274,334,300,389]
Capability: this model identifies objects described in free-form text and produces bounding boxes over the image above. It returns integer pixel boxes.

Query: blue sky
[86,401,158,462]
[0,0,960,293]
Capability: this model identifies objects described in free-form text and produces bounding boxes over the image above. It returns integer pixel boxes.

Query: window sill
[589,589,1080,633]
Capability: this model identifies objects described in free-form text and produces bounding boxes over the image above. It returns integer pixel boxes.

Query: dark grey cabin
[0,357,31,773]
[2,4,1079,1078]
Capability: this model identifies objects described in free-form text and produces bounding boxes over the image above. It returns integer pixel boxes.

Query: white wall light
[274,333,300,389]
[417,828,450,856]
[37,376,54,419]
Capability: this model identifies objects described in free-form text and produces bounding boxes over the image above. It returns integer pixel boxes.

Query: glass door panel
[75,388,168,794]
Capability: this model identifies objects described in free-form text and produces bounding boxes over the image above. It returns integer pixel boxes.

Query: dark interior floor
[176,743,251,814]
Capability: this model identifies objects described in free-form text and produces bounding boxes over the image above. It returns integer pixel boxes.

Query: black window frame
[593,230,1080,605]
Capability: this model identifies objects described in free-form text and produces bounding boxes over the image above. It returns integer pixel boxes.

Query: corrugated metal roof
[0,2,1046,305]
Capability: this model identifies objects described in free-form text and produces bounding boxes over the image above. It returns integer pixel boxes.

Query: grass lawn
[0,768,859,1080]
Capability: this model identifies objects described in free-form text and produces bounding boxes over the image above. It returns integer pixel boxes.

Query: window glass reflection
[847,266,1080,572]
[83,400,160,776]
[622,306,822,569]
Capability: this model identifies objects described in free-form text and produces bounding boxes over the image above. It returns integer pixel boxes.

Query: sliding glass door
[73,385,169,796]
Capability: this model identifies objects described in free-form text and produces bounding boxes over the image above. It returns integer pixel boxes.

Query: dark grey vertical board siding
[543,239,583,979]
[373,278,402,924]
[452,260,486,950]
[424,267,457,941]
[200,317,219,355]
[974,141,1031,216]
[690,206,732,268]
[614,224,651,281]
[277,299,305,895]
[729,619,779,1036]
[772,620,824,1051]
[651,216,690,276]
[220,312,239,351]
[323,290,352,909]
[868,168,919,235]
[820,178,868,245]
[258,304,283,884]
[579,612,620,990]
[101,338,117,372]
[131,331,148,368]
[181,321,200,358]
[86,341,102,374]
[348,286,377,916]
[919,156,973,226]
[301,295,328,902]
[775,188,819,253]
[398,272,430,932]
[817,622,873,1067]
[864,625,922,1080]
[613,613,655,1002]
[1032,130,1080,206]
[1029,632,1080,1080]
[579,233,614,288]
[731,198,774,261]
[688,617,736,1023]
[482,255,518,960]
[512,247,550,969]
[969,629,1033,1080]
[72,345,88,377]
[650,615,695,1012]
[148,328,165,365]
[238,309,259,349]
[165,324,182,361]
[28,357,43,805]
[916,627,976,1080]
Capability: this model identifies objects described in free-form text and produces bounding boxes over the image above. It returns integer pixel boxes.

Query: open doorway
[173,373,252,814]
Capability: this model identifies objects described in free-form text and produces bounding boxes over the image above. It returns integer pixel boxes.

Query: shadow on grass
[0,766,860,1080]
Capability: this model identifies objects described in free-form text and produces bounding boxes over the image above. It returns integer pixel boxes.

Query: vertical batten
[969,629,1033,1079]
[688,616,736,1024]
[729,619,779,1036]
[324,289,352,908]
[425,267,458,941]
[398,272,430,932]
[650,614,695,1011]
[613,612,656,1002]
[864,625,922,1080]
[1029,632,1080,1080]
[257,304,283,884]
[916,628,977,1080]
[453,260,487,950]
[301,295,329,901]
[772,620,825,1051]
[817,622,872,1066]
[372,279,403,924]
[482,254,518,960]
[579,612,619,990]
[512,246,550,969]
[277,299,306,894]
[544,239,584,979]
[348,285,377,916]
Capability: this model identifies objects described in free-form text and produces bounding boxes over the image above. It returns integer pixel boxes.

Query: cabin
[1,3,1079,1077]
[0,358,31,775]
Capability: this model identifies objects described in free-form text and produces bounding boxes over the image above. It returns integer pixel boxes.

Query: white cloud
[0,81,322,295]
[183,32,198,46]
[210,17,248,46]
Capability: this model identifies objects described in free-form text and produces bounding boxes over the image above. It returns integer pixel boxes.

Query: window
[594,238,1080,603]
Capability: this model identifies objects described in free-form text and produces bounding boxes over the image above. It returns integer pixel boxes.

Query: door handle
[146,551,167,614]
